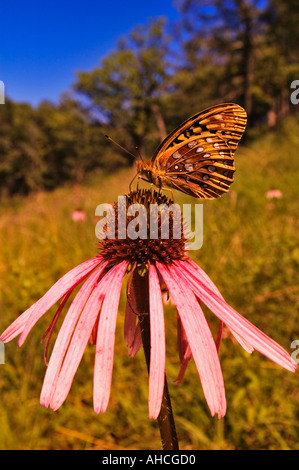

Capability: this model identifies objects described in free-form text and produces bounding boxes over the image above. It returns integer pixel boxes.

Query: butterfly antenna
[105,135,138,160]
[135,146,144,162]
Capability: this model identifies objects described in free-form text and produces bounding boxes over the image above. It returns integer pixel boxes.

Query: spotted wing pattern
[152,103,247,199]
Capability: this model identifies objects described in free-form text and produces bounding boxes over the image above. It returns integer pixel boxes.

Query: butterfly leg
[129,172,139,193]
[158,185,175,202]
[136,176,143,192]
[126,265,140,316]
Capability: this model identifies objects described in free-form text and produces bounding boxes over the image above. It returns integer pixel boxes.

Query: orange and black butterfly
[136,103,247,199]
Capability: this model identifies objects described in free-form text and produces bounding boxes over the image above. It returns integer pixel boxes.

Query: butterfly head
[136,159,154,184]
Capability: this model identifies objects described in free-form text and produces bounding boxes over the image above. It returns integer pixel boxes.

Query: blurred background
[0,0,299,450]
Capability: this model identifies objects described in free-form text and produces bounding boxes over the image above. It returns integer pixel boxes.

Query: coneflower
[1,189,296,448]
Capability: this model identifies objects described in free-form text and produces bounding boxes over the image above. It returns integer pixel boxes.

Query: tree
[74,18,173,161]
[257,0,299,125]
[0,100,45,196]
[35,94,120,188]
[175,0,267,124]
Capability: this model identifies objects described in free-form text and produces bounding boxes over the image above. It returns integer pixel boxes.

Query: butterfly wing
[152,103,247,199]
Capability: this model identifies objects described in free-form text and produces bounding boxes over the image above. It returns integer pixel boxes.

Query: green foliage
[0,116,299,449]
[75,17,172,158]
[0,100,45,196]
[0,96,127,198]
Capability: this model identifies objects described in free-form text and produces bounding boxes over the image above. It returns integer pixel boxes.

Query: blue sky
[0,0,179,106]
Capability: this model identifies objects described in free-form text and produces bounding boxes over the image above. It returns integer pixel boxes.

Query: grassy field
[0,116,299,450]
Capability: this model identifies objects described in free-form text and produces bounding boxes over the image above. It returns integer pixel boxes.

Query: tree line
[1,0,298,198]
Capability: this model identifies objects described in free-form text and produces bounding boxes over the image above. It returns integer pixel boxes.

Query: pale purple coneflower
[0,189,297,421]
[266,189,283,199]
[71,209,86,221]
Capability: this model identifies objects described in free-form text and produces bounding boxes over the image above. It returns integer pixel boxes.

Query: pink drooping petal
[228,329,254,353]
[148,263,166,419]
[128,323,142,358]
[93,261,128,414]
[41,290,73,366]
[47,263,122,411]
[40,262,108,408]
[89,316,100,345]
[124,270,138,349]
[216,320,223,352]
[177,313,189,363]
[185,259,254,354]
[124,270,143,357]
[157,262,227,419]
[176,314,192,385]
[175,345,192,386]
[178,260,297,373]
[0,256,102,345]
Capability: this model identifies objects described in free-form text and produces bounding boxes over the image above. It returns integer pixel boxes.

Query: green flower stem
[132,268,179,450]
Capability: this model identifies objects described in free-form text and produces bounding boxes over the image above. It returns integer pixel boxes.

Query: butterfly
[136,103,247,199]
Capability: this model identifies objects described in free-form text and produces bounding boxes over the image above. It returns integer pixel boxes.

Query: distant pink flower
[1,190,297,420]
[71,209,86,221]
[266,189,283,199]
